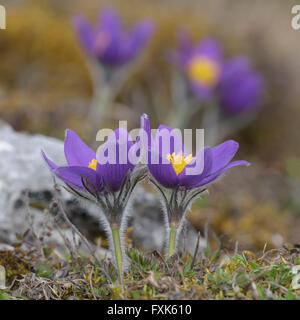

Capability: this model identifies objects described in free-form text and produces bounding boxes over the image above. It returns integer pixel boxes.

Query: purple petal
[178,147,213,189]
[64,129,96,167]
[98,163,133,191]
[72,14,95,54]
[148,157,179,189]
[96,129,135,191]
[102,128,134,162]
[94,8,124,65]
[97,8,122,33]
[42,150,58,171]
[219,56,264,114]
[194,160,249,187]
[210,140,239,173]
[124,20,154,60]
[189,82,216,100]
[140,116,179,188]
[131,114,150,159]
[170,29,194,67]
[54,166,102,191]
[193,38,223,63]
[154,125,184,160]
[140,114,151,150]
[76,7,154,66]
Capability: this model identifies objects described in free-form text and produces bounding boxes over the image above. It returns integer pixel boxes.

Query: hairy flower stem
[111,225,123,283]
[168,226,178,258]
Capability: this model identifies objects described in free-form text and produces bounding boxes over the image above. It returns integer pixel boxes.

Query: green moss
[0,249,31,284]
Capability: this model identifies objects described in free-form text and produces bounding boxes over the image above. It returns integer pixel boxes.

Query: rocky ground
[0,120,300,300]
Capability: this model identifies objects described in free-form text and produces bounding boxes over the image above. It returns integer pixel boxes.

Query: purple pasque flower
[218,56,264,115]
[42,128,145,226]
[141,114,248,233]
[142,116,248,191]
[172,31,223,100]
[72,7,154,67]
[140,114,249,256]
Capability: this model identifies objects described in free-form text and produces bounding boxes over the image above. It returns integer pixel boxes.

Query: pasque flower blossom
[42,128,146,282]
[172,32,223,100]
[73,8,154,66]
[219,56,264,115]
[170,33,265,144]
[141,114,249,257]
[42,129,137,197]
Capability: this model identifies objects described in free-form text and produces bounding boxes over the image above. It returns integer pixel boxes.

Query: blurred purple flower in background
[169,32,265,143]
[172,31,223,100]
[73,8,155,137]
[219,56,264,115]
[73,8,154,67]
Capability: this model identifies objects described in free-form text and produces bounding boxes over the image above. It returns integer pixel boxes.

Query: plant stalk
[111,226,123,283]
[87,84,113,144]
[168,226,178,258]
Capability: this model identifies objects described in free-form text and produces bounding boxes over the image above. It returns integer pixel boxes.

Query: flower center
[167,152,193,175]
[88,158,97,171]
[187,56,220,87]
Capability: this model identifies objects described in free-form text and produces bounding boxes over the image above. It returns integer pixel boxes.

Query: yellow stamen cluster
[187,56,220,87]
[88,158,98,171]
[167,152,193,175]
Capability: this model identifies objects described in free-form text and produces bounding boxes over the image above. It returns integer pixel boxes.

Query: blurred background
[1,0,300,252]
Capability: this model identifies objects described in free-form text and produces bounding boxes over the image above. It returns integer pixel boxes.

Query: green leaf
[284,290,298,300]
[0,292,10,300]
[36,263,55,278]
[256,284,266,300]
[294,257,300,265]
[232,254,248,266]
[43,247,53,258]
[132,290,141,298]
[249,261,260,270]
